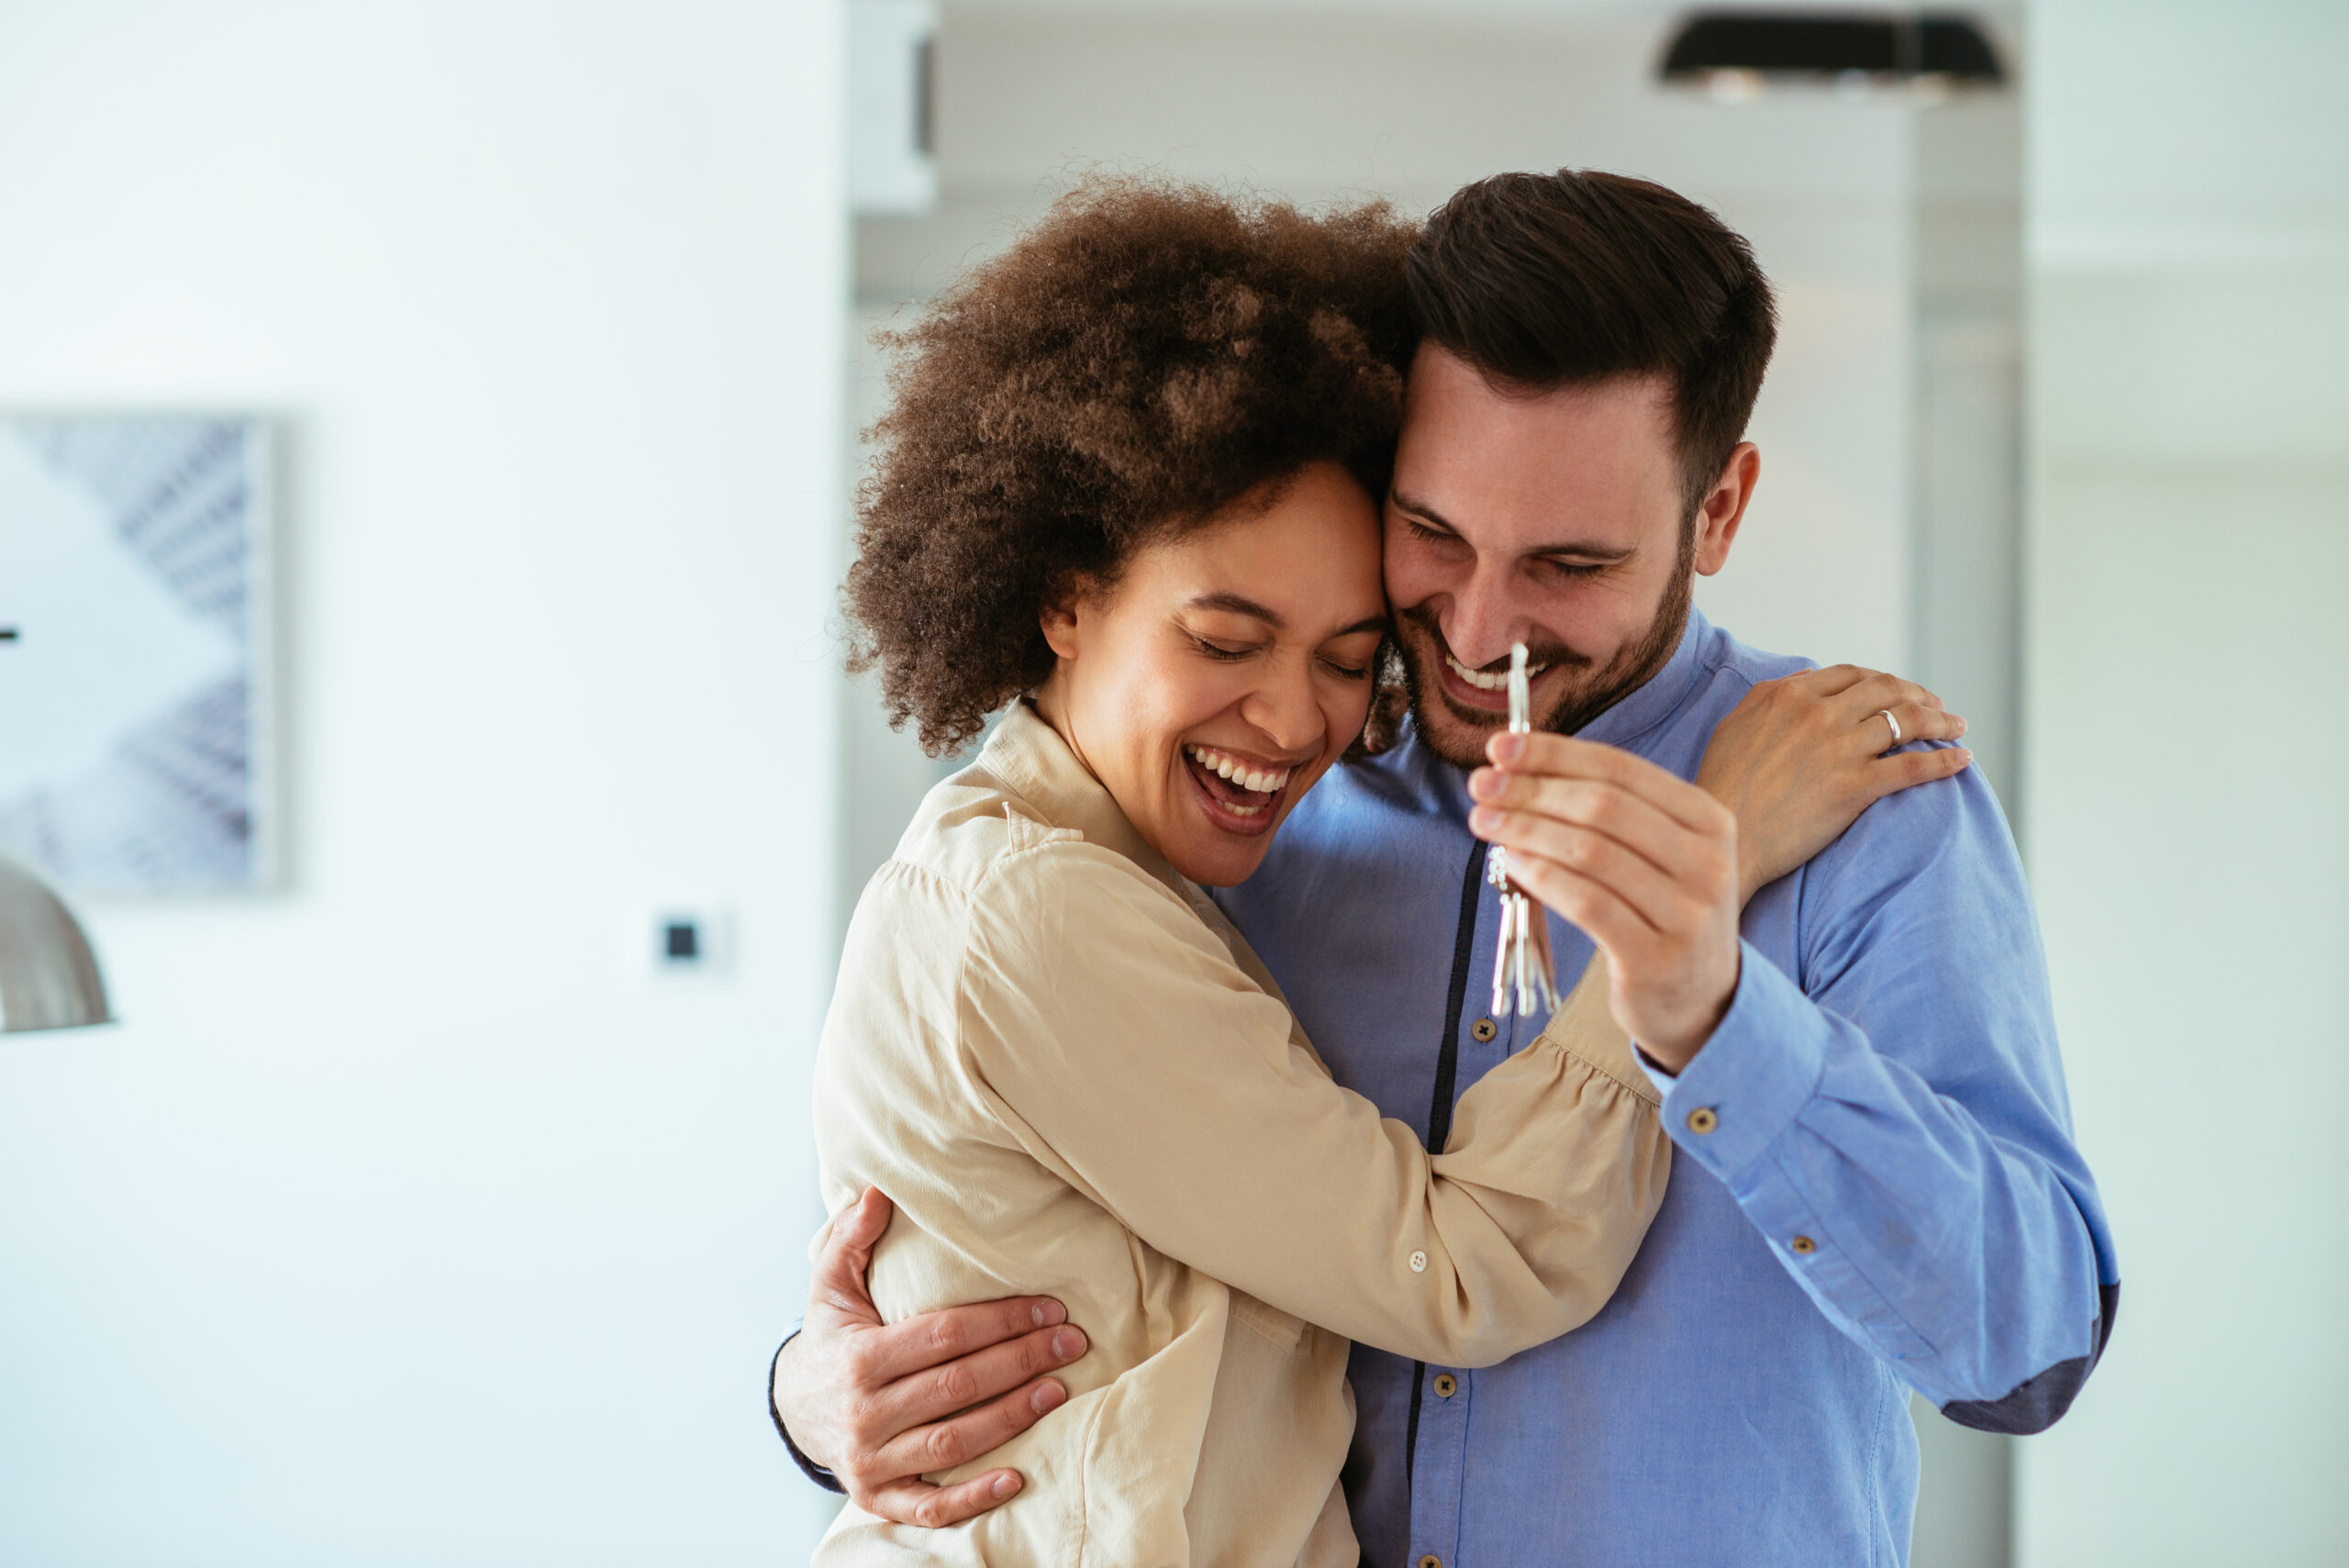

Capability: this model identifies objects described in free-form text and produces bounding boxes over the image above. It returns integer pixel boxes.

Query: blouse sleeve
[958,840,1670,1367]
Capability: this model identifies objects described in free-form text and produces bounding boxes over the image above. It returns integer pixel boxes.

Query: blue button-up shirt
[1215,610,2118,1568]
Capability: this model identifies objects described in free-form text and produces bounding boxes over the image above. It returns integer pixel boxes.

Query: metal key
[1487,643,1562,1017]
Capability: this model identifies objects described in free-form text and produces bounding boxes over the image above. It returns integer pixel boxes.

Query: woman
[814,182,1967,1565]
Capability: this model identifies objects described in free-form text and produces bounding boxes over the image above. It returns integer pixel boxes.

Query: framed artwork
[0,416,276,892]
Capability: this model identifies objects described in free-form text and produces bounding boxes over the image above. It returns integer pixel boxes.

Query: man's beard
[1394,562,1695,771]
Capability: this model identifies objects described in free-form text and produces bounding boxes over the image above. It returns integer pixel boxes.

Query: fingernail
[1467,767,1504,801]
[1470,806,1502,835]
[1955,718,1969,735]
[1956,749,1974,763]
[1033,1300,1066,1327]
[1052,1329,1085,1360]
[1488,732,1526,764]
[993,1472,1023,1498]
[1032,1381,1066,1414]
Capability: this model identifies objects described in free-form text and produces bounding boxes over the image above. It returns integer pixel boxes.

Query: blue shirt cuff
[1634,1048,1678,1095]
[1653,940,1829,1181]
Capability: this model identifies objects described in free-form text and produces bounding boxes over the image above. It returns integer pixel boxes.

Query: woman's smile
[1180,742,1307,835]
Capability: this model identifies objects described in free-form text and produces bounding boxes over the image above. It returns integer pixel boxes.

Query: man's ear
[1693,443,1760,577]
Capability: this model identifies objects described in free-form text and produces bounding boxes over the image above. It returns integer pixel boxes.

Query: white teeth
[1185,746,1292,797]
[1446,651,1549,691]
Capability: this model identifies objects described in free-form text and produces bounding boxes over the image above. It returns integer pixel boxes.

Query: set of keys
[1487,642,1562,1018]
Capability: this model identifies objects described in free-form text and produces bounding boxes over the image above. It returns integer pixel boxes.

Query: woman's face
[1036,462,1388,887]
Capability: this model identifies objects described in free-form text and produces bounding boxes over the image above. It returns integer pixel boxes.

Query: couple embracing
[772,170,2118,1568]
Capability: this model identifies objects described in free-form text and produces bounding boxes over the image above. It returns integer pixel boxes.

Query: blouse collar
[977,702,1186,896]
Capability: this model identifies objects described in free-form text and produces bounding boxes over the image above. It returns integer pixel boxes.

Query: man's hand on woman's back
[771,1187,1090,1527]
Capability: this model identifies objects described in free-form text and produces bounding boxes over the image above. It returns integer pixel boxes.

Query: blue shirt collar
[1573,605,1718,750]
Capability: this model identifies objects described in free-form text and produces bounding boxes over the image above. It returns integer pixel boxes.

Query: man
[771,170,2117,1566]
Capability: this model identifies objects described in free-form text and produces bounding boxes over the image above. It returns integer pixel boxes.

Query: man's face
[1383,343,1754,769]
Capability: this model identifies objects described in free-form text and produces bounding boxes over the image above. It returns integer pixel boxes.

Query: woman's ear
[1040,578,1090,661]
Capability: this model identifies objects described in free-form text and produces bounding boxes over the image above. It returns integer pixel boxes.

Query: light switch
[642,904,734,979]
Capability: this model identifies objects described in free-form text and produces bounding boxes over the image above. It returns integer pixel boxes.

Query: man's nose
[1442,566,1533,671]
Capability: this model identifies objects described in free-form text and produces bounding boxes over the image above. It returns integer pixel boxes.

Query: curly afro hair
[844,179,1420,756]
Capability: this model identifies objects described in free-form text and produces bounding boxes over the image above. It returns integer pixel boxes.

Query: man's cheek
[1381,560,1429,608]
[1379,533,1442,606]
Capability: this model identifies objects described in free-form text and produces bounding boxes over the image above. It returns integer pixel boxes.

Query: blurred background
[0,2,2339,1564]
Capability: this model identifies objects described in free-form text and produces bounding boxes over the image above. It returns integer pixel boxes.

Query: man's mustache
[1394,603,1590,673]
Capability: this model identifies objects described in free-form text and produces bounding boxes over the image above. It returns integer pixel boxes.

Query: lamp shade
[0,853,113,1032]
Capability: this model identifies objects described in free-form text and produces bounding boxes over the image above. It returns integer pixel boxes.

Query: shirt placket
[1409,882,1535,1568]
[1407,1362,1469,1568]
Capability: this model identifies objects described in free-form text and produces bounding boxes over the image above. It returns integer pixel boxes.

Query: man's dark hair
[1405,170,1777,520]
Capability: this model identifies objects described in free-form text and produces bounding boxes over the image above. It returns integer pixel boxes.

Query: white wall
[0,4,844,1562]
[2019,2,2349,1562]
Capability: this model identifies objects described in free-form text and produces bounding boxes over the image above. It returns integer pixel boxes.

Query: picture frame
[0,414,278,893]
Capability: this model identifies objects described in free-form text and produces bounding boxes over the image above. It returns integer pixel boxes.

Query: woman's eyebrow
[1187,595,1386,640]
[1186,591,1286,628]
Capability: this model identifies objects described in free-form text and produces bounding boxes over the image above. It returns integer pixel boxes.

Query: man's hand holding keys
[1468,732,1743,1072]
[1465,665,1970,1073]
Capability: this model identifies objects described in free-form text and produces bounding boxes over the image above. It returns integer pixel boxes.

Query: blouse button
[1790,1235,1818,1255]
[1420,1557,1443,1568]
[1471,1017,1497,1042]
[1432,1373,1458,1398]
[1408,1250,1428,1273]
[1687,1106,1720,1135]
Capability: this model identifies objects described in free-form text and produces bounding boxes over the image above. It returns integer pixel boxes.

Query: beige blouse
[811,704,1669,1567]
